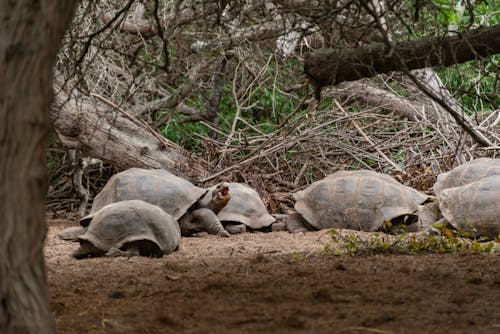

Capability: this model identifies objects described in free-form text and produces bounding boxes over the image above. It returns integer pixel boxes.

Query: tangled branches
[49,0,499,213]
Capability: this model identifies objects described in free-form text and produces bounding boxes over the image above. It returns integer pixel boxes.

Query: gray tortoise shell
[78,200,181,256]
[294,170,428,231]
[433,158,500,195]
[81,168,207,226]
[210,182,275,229]
[438,175,500,239]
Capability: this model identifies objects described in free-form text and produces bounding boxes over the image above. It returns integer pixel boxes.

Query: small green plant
[291,252,314,261]
[391,150,407,168]
[324,229,498,256]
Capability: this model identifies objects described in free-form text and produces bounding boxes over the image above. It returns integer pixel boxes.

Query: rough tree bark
[304,24,500,88]
[101,1,222,37]
[0,1,78,333]
[52,79,208,180]
[324,81,433,121]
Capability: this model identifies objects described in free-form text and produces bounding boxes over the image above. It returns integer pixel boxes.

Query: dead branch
[133,59,210,122]
[51,75,208,180]
[325,81,428,121]
[404,69,496,148]
[334,100,403,172]
[304,24,500,88]
[101,1,222,37]
[205,56,229,126]
[101,12,157,38]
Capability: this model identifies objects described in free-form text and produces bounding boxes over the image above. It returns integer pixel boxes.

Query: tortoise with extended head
[208,182,277,234]
[286,170,429,233]
[433,158,500,195]
[59,168,230,240]
[421,175,500,239]
[72,200,181,259]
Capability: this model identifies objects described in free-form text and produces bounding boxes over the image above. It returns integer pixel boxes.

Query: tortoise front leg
[192,208,230,237]
[105,247,140,258]
[286,212,311,233]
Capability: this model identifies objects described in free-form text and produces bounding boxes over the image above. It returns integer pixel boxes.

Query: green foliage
[391,150,407,168]
[462,1,500,26]
[433,0,459,26]
[411,1,500,38]
[432,0,500,27]
[291,252,312,261]
[432,1,500,113]
[438,55,500,113]
[162,71,303,150]
[159,116,210,152]
[325,230,498,256]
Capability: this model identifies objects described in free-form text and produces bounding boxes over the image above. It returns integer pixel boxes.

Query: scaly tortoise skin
[73,200,181,259]
[288,170,429,233]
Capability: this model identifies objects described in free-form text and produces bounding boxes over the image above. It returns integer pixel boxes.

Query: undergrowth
[322,230,498,256]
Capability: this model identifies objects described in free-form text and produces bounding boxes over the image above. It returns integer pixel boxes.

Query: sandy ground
[46,218,500,334]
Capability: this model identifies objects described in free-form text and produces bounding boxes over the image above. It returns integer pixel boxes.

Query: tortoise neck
[211,196,230,214]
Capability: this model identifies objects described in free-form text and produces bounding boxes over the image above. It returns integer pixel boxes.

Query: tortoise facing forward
[73,200,181,259]
[209,182,277,234]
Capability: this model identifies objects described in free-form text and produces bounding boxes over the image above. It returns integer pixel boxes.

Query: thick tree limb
[304,24,500,88]
[205,56,229,126]
[101,1,221,37]
[324,81,432,121]
[133,59,209,121]
[101,9,157,38]
[191,20,286,52]
[52,77,208,180]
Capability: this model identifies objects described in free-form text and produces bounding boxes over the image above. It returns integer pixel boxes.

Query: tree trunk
[304,24,500,88]
[52,80,208,180]
[0,1,78,333]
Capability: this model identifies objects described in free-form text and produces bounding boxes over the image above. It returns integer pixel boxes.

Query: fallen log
[51,77,208,180]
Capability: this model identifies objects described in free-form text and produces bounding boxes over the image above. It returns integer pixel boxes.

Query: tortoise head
[211,182,231,212]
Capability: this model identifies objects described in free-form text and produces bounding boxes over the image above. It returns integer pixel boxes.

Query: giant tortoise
[208,182,276,234]
[286,170,429,233]
[421,175,500,239]
[433,158,500,195]
[72,200,181,259]
[59,168,230,240]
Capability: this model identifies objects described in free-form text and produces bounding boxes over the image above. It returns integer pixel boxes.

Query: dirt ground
[46,218,500,334]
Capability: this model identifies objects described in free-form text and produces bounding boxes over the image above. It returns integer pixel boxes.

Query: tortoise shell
[78,200,181,257]
[438,175,500,239]
[211,183,275,230]
[294,170,428,231]
[433,158,500,195]
[81,168,207,226]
